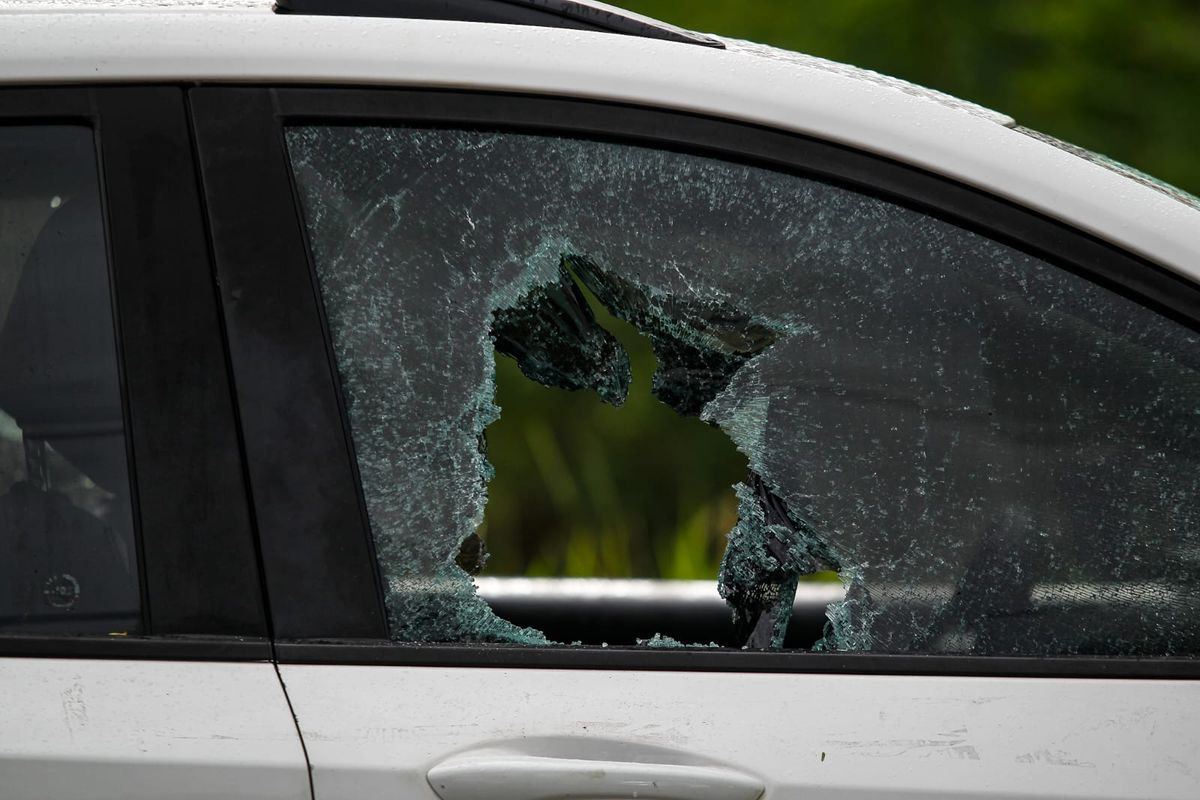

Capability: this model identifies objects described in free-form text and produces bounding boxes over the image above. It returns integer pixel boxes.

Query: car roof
[0,0,1197,284]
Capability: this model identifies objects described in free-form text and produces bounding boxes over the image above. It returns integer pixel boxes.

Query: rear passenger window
[0,126,139,634]
[286,126,1200,656]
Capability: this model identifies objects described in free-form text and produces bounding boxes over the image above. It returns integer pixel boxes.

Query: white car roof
[1,0,1197,284]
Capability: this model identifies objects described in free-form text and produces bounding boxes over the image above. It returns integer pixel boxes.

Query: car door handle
[427,753,765,800]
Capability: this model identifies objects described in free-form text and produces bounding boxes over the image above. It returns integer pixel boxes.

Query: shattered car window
[286,126,1200,655]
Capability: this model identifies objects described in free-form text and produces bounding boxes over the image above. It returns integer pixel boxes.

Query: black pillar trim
[188,87,388,640]
[96,87,267,637]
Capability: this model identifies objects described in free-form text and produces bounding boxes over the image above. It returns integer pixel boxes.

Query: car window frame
[189,85,1200,678]
[0,86,270,661]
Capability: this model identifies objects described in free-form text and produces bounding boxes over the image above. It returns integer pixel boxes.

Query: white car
[1,1,1197,799]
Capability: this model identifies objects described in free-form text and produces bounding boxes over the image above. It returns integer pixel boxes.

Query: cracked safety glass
[287,125,1200,656]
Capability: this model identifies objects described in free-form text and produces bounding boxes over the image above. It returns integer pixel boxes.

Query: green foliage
[482,1,1199,580]
[482,286,745,578]
[622,0,1200,195]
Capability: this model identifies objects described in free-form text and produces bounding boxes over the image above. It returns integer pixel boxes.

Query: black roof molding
[273,0,725,48]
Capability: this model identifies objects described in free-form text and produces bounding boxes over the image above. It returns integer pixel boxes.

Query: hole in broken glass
[468,256,844,650]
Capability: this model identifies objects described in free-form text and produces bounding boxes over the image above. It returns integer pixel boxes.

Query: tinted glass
[287,125,1200,656]
[0,126,140,634]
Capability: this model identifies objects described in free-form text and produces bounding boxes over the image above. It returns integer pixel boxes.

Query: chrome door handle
[428,752,764,800]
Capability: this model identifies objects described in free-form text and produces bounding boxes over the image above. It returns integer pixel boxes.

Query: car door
[192,86,1200,800]
[0,87,310,800]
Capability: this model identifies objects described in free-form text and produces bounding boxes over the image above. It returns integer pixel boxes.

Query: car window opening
[287,125,1200,657]
[0,126,140,635]
[478,256,839,649]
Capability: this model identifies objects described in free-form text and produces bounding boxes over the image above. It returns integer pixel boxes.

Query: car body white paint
[0,658,311,799]
[0,1,1197,286]
[279,665,1200,800]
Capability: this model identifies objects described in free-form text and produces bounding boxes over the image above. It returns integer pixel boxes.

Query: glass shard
[493,261,631,407]
[569,257,777,415]
[719,475,839,649]
[637,633,718,648]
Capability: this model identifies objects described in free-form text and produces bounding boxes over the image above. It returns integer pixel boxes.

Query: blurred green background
[625,0,1200,195]
[479,0,1200,580]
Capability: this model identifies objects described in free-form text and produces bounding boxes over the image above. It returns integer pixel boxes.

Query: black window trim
[190,85,1200,678]
[272,641,1200,679]
[0,86,271,662]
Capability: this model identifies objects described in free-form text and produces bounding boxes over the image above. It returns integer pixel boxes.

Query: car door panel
[278,664,1199,800]
[189,86,1200,800]
[1,658,309,800]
